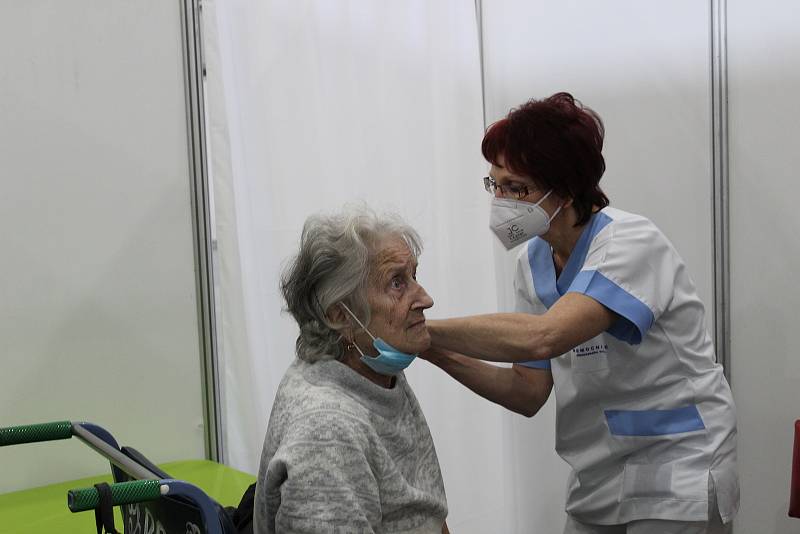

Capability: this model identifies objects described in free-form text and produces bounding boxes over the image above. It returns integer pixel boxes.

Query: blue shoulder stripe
[527,211,613,310]
[568,270,654,344]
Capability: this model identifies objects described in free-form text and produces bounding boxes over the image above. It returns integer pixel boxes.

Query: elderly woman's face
[360,235,434,354]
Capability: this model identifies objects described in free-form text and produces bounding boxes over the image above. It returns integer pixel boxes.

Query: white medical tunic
[514,207,739,525]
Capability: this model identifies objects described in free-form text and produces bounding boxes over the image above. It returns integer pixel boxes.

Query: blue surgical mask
[340,303,417,376]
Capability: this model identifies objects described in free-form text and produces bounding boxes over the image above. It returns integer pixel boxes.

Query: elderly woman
[422,93,738,534]
[253,206,449,534]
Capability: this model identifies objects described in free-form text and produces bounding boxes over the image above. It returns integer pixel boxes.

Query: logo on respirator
[507,224,526,242]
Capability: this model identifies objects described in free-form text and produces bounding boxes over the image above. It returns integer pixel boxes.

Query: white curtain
[202,1,557,531]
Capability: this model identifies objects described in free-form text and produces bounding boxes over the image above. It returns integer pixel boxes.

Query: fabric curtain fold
[202,1,550,530]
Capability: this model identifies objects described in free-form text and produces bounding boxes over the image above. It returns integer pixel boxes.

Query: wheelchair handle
[67,479,167,512]
[0,421,73,446]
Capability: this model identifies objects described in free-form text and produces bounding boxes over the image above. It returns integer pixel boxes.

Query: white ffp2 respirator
[489,190,562,250]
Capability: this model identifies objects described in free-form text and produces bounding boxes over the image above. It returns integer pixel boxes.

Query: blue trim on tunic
[567,270,654,344]
[520,211,617,366]
[604,405,706,436]
[528,238,560,309]
[526,211,613,309]
[556,211,613,294]
[517,359,552,370]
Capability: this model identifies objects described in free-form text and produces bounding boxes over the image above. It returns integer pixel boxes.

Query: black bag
[226,482,256,534]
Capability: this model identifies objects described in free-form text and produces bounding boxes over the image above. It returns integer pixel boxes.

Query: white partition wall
[481,2,716,531]
[728,0,800,531]
[0,1,207,492]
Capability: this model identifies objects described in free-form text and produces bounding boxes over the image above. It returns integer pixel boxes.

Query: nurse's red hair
[482,92,609,226]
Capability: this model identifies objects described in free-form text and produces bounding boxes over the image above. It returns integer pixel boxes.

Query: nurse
[422,93,739,534]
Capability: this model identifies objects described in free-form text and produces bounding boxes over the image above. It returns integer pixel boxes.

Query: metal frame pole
[180,0,223,462]
[710,0,731,382]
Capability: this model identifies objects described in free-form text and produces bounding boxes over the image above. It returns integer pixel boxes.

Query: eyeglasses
[483,176,531,200]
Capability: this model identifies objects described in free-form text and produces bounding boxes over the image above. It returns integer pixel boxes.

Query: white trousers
[563,475,732,534]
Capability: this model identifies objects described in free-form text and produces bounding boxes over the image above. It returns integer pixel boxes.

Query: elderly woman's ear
[326,304,350,333]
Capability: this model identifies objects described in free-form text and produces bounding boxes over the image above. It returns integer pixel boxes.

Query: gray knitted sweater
[253,358,448,534]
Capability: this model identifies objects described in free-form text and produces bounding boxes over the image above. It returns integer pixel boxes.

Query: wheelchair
[0,421,254,534]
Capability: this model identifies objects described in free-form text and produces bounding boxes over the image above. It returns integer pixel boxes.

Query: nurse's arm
[427,293,617,363]
[421,347,553,417]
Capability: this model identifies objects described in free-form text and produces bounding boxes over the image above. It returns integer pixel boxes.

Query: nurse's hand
[418,346,448,365]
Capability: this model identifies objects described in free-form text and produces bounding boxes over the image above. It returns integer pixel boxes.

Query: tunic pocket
[621,462,704,501]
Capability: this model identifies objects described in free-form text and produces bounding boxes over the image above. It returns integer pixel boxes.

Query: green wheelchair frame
[0,421,241,534]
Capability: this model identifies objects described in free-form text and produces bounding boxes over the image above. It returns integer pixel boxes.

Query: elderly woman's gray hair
[280,205,423,363]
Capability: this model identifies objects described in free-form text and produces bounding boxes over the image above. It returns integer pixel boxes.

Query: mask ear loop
[537,189,563,223]
[339,302,374,358]
[548,204,563,223]
[536,189,553,204]
[339,302,375,341]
